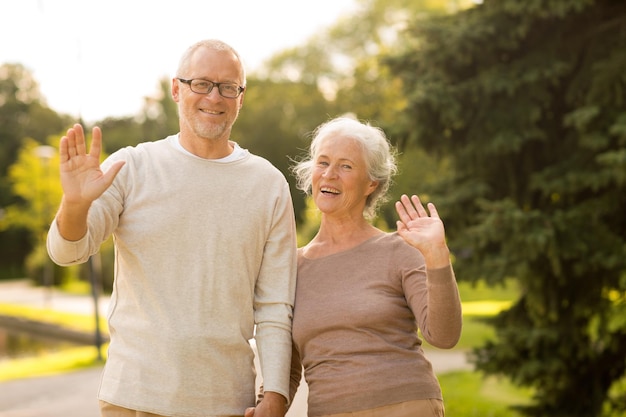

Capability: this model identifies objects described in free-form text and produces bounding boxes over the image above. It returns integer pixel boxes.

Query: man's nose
[204,86,223,99]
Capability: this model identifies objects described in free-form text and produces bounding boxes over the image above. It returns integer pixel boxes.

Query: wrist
[421,244,451,269]
[263,391,287,404]
[262,391,287,411]
[56,196,91,241]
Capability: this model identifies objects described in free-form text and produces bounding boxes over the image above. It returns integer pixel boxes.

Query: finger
[73,124,87,156]
[59,136,70,164]
[89,126,102,159]
[410,195,428,217]
[102,160,126,186]
[395,200,411,225]
[401,194,418,215]
[426,202,440,219]
[64,127,77,159]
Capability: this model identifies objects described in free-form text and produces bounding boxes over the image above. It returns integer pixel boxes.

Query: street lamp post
[34,145,56,307]
[88,253,104,361]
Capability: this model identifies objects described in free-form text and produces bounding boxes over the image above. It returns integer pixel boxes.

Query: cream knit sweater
[47,136,297,416]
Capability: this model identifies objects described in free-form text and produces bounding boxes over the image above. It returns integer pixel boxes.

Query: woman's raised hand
[395,194,450,269]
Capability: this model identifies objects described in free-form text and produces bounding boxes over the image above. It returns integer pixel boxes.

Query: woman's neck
[303,217,383,259]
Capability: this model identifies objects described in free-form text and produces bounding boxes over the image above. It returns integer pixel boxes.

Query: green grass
[0,303,108,333]
[0,345,106,382]
[441,372,531,416]
[458,278,520,302]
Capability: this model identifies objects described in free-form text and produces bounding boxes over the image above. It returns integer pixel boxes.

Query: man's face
[172,47,245,142]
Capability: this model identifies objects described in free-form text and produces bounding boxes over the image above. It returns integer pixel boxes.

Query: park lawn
[441,371,532,417]
[0,303,108,334]
[0,345,106,382]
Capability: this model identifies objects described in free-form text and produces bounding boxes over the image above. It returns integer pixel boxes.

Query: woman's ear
[367,180,379,196]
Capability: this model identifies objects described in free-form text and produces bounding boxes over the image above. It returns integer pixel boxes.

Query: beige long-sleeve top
[47,135,297,417]
[290,233,462,416]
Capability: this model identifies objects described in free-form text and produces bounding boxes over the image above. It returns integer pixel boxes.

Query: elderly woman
[248,116,462,417]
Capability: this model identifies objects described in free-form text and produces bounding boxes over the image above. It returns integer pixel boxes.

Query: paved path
[0,280,471,416]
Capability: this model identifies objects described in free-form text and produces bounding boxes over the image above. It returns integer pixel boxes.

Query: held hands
[59,124,125,206]
[244,392,287,417]
[395,194,450,269]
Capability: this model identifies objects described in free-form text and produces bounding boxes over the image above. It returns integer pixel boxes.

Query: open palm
[59,124,124,204]
[395,194,446,252]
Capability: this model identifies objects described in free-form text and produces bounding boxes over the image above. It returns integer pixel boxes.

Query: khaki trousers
[99,400,243,417]
[319,399,445,417]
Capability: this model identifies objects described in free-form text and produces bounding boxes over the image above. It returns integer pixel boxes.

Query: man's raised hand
[59,124,125,205]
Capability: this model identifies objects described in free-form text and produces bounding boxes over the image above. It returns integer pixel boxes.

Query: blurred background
[0,0,625,416]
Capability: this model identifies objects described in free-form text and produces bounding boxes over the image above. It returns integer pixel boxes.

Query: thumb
[102,160,125,186]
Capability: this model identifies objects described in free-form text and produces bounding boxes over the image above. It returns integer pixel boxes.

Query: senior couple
[47,39,462,417]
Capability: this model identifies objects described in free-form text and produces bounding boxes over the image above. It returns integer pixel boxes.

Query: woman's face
[311,135,378,219]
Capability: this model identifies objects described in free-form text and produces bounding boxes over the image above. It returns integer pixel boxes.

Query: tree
[0,63,72,278]
[138,78,180,144]
[232,78,334,223]
[0,138,62,282]
[253,0,473,224]
[0,64,71,191]
[387,0,626,415]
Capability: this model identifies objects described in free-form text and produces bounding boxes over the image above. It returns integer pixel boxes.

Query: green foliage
[387,0,626,415]
[1,138,63,284]
[440,372,531,416]
[1,134,116,290]
[1,138,62,234]
[295,197,321,247]
[380,146,454,228]
[0,63,72,276]
[232,78,336,224]
[0,64,70,182]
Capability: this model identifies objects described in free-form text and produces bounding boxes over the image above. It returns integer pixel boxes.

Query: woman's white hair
[292,116,398,219]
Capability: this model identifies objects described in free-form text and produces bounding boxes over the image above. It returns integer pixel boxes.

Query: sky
[1,0,357,122]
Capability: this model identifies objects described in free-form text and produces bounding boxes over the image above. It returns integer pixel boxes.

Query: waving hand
[60,124,125,205]
[395,194,450,269]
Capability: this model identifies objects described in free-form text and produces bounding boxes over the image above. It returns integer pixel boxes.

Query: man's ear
[171,78,180,102]
[238,91,245,110]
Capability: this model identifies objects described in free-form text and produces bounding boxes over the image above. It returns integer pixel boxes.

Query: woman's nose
[322,165,337,178]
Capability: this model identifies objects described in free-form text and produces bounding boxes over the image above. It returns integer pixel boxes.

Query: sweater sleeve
[256,342,303,407]
[421,264,463,349]
[46,219,92,266]
[254,181,298,402]
[401,246,462,350]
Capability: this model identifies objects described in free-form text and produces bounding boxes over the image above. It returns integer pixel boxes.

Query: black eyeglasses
[177,78,245,98]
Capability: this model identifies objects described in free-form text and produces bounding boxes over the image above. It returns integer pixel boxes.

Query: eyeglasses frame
[177,78,245,98]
